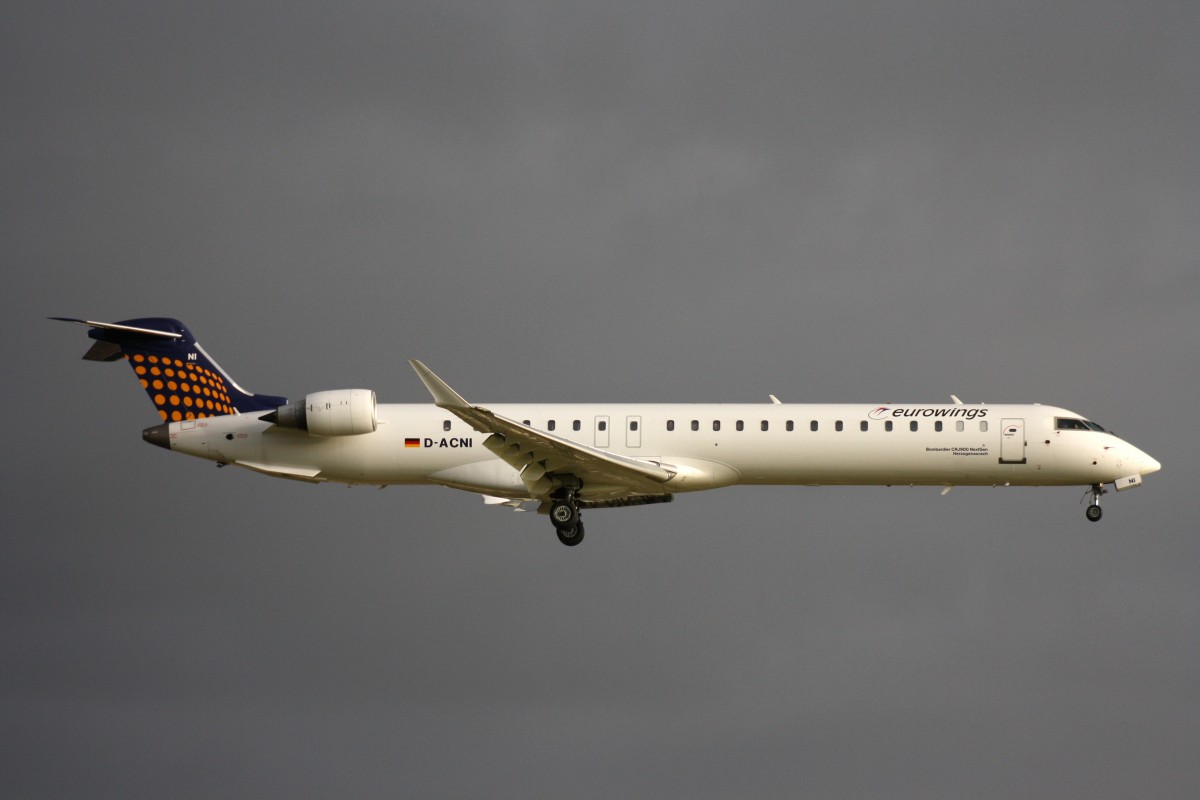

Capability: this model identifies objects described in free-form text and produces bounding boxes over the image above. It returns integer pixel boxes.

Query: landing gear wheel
[549,499,579,530]
[1083,483,1105,522]
[556,520,585,546]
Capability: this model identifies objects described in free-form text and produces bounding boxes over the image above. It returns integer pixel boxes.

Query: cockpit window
[1056,418,1110,432]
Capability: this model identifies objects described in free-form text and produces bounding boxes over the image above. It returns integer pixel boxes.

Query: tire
[549,500,579,530]
[1085,504,1103,522]
[557,521,585,546]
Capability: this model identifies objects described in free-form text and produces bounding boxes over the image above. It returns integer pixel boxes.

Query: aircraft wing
[409,360,674,497]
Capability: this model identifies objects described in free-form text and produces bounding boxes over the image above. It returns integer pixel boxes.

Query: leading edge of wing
[407,360,674,488]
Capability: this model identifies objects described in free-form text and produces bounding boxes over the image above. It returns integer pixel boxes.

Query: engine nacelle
[265,389,378,436]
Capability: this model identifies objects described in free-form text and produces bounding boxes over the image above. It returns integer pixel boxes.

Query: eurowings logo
[869,405,989,420]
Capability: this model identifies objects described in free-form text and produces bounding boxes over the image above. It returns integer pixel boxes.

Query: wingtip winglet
[409,360,471,409]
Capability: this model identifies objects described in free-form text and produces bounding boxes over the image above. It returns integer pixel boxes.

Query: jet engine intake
[263,389,377,436]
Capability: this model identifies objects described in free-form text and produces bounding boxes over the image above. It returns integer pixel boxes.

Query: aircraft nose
[1126,442,1161,476]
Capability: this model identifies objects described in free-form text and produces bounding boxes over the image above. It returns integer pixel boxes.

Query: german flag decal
[405,438,421,448]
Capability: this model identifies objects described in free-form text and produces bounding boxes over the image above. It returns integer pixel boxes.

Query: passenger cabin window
[810,420,818,432]
[629,420,638,431]
[761,420,769,431]
[885,421,893,432]
[523,420,530,426]
[736,420,744,431]
[667,420,675,431]
[713,420,721,432]
[597,421,607,431]
[860,421,868,432]
[934,421,943,432]
[573,420,581,431]
[547,420,556,431]
[980,421,988,432]
[835,420,844,432]
[956,421,965,432]
[691,420,699,431]
[443,420,451,431]
[786,420,794,431]
[910,421,918,432]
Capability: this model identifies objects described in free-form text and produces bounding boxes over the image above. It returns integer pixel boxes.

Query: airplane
[53,316,1162,546]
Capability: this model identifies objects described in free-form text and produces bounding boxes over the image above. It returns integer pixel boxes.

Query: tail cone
[142,423,170,450]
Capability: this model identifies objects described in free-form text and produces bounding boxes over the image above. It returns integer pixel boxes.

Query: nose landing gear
[1083,483,1106,522]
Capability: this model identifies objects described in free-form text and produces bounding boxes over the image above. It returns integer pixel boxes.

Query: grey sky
[3,2,1198,797]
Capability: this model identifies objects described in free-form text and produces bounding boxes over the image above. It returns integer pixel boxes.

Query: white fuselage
[163,402,1160,499]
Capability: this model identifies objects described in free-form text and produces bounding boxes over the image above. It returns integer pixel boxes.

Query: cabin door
[1000,418,1026,464]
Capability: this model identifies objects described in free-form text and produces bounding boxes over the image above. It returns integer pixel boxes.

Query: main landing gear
[549,493,584,546]
[1084,483,1106,522]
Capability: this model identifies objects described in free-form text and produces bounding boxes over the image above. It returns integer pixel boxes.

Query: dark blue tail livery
[52,317,286,421]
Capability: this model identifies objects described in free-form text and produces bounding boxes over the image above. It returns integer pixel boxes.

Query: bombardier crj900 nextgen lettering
[54,317,1162,547]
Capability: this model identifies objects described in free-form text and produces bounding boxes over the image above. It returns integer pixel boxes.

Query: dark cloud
[3,1,1198,797]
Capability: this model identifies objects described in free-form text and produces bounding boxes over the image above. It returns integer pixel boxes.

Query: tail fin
[52,317,287,421]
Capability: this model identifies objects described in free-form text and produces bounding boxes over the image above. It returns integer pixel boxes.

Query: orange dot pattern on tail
[127,354,234,421]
